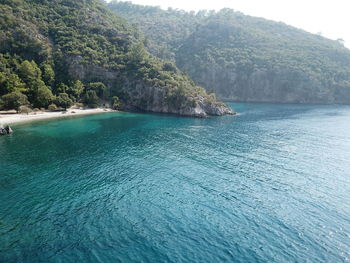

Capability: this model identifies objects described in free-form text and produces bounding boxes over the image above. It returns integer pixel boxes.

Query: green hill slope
[108,1,350,104]
[0,0,232,116]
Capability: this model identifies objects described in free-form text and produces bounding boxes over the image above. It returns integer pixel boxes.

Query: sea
[1,103,350,262]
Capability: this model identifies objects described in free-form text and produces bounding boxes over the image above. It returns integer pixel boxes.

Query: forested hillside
[0,0,232,117]
[108,1,350,104]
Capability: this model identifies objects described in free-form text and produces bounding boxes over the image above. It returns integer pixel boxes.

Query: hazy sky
[108,0,350,48]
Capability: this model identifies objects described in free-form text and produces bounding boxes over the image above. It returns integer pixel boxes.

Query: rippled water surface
[1,103,350,262]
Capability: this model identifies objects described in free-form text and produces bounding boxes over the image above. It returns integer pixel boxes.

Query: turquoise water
[1,103,350,262]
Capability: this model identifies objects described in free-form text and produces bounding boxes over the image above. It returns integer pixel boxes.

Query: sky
[108,0,350,48]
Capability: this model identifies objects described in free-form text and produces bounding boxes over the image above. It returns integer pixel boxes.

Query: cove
[1,103,350,262]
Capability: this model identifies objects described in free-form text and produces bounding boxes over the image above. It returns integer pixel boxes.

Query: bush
[1,92,29,112]
[76,103,84,108]
[112,96,121,110]
[55,93,73,110]
[162,62,177,72]
[48,103,58,111]
[84,90,99,108]
[35,86,54,108]
[86,82,108,99]
[19,105,32,114]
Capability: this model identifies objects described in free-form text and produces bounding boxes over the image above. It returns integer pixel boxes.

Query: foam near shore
[0,108,114,125]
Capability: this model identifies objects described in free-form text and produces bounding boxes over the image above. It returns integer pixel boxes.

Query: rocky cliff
[67,56,234,116]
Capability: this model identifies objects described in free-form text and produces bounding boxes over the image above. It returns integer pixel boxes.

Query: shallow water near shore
[1,103,350,262]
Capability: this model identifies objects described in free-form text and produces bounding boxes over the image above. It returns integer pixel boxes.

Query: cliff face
[108,2,350,104]
[66,56,233,117]
[177,60,350,104]
[118,82,234,117]
[0,0,233,117]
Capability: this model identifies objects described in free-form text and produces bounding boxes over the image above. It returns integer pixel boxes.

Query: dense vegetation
[108,1,350,104]
[0,0,227,115]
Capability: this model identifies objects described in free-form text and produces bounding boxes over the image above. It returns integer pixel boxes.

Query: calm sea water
[0,103,350,263]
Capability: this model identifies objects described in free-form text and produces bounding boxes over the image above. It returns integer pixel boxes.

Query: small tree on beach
[19,105,32,114]
[48,103,58,111]
[55,93,73,110]
[35,86,54,108]
[1,92,29,112]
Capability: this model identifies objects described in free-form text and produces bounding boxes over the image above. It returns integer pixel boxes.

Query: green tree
[86,82,108,100]
[57,83,68,93]
[128,43,148,69]
[27,79,49,104]
[48,103,58,111]
[70,80,84,99]
[19,105,32,114]
[1,92,29,112]
[85,90,99,108]
[112,96,121,109]
[55,93,73,110]
[18,60,42,84]
[162,62,177,72]
[42,64,55,86]
[18,60,51,104]
[35,86,54,108]
[0,73,26,95]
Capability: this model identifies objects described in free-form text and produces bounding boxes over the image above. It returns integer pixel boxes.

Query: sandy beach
[0,108,115,125]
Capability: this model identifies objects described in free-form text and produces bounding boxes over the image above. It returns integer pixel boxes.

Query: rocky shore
[0,103,235,130]
[119,84,235,117]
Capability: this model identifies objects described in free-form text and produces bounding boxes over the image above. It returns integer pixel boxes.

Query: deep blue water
[0,103,350,263]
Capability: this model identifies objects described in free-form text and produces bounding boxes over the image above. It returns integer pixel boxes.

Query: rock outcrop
[67,58,235,117]
[0,126,13,136]
[115,81,234,117]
